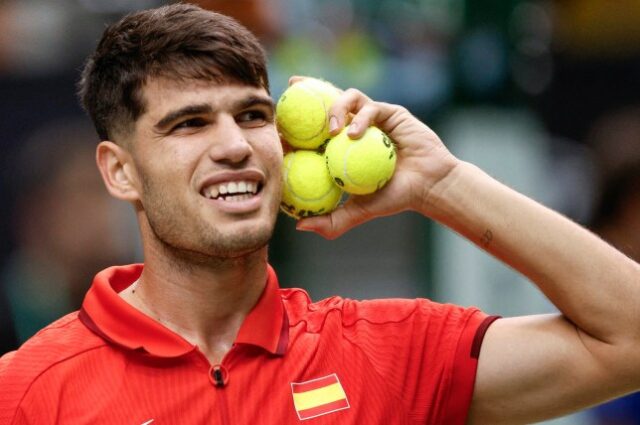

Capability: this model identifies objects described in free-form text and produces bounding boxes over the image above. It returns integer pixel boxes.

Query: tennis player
[1,4,639,424]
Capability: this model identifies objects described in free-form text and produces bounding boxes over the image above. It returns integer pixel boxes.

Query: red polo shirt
[0,264,497,424]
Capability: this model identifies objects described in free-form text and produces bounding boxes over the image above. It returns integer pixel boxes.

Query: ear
[96,141,140,202]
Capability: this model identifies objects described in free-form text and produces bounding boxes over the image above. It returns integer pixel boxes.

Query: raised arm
[297,85,640,424]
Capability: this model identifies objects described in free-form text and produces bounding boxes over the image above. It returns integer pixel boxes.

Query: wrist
[417,159,471,220]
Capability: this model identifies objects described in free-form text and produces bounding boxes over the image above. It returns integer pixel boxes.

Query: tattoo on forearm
[481,229,493,247]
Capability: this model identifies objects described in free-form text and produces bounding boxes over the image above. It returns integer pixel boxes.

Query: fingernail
[329,116,338,132]
[348,122,358,135]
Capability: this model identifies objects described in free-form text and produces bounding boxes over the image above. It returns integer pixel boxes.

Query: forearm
[424,161,640,345]
[304,90,640,418]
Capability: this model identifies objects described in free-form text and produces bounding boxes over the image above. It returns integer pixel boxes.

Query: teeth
[204,180,259,200]
[233,194,251,201]
[226,194,252,202]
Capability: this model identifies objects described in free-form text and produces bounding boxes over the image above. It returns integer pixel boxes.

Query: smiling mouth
[202,180,263,202]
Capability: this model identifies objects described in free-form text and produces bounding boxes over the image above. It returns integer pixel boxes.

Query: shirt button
[209,364,229,387]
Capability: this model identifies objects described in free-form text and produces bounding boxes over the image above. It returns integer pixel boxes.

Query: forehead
[139,77,271,121]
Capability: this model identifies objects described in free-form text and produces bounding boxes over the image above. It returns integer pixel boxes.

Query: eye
[172,117,208,132]
[237,110,271,127]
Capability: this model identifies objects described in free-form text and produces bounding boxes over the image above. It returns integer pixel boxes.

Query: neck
[121,238,270,364]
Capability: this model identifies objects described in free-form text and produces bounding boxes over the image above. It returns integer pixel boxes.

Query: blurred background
[1,0,639,423]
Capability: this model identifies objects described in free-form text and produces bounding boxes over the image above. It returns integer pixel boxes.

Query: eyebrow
[153,95,275,131]
[233,95,275,112]
[154,103,213,130]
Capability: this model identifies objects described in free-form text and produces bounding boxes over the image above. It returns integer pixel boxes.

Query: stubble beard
[140,177,280,265]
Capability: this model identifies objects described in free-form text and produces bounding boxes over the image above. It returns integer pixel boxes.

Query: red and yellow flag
[291,374,350,420]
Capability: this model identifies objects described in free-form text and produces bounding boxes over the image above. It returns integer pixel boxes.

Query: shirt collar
[79,263,289,358]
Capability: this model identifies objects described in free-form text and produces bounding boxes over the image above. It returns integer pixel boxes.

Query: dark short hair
[78,3,269,141]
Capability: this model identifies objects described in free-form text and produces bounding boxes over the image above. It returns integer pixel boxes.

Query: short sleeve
[341,298,498,424]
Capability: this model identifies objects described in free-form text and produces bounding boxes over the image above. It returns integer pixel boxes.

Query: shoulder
[280,287,485,333]
[0,312,107,422]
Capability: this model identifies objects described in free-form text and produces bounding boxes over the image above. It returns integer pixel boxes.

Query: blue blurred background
[1,1,639,423]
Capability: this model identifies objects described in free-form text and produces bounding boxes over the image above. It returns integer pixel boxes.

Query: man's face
[125,77,283,259]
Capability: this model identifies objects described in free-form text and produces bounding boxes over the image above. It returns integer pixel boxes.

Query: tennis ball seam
[325,127,396,195]
[342,142,363,188]
[284,155,337,202]
[278,85,329,142]
[341,139,389,189]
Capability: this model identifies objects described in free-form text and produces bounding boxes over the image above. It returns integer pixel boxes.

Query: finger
[346,103,384,139]
[329,91,401,139]
[328,88,371,136]
[295,198,373,239]
[288,75,306,86]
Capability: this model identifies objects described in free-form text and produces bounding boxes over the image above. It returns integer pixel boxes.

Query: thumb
[295,198,373,239]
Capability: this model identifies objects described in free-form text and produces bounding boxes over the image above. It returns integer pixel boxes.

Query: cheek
[258,133,284,164]
[136,146,197,188]
[263,147,283,182]
[136,164,183,208]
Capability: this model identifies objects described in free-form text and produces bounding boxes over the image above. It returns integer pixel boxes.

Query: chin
[203,218,275,258]
[146,201,279,261]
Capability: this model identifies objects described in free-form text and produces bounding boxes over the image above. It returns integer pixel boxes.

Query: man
[1,4,639,424]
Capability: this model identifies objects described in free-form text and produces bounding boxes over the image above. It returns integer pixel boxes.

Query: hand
[289,77,459,239]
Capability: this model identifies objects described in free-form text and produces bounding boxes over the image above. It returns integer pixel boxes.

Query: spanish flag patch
[291,373,350,420]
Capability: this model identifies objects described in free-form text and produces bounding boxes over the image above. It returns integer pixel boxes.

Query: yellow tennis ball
[325,126,397,195]
[281,150,343,219]
[276,78,341,150]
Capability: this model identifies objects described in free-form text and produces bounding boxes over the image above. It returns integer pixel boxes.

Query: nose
[207,116,252,165]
